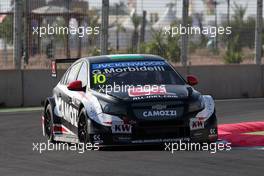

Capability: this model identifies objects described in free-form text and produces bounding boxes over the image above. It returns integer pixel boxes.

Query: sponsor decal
[57,97,78,127]
[152,104,167,110]
[93,134,101,141]
[128,85,166,97]
[210,128,217,135]
[208,134,218,140]
[132,94,178,100]
[190,118,205,130]
[93,134,104,144]
[143,110,177,117]
[91,61,167,75]
[132,138,190,144]
[92,61,166,69]
[92,65,165,75]
[111,121,132,134]
[53,124,75,135]
[116,136,131,141]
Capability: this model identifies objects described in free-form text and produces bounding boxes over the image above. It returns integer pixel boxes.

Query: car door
[58,62,83,131]
[53,66,71,119]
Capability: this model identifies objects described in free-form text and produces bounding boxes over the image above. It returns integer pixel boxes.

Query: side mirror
[187,75,198,86]
[67,80,83,91]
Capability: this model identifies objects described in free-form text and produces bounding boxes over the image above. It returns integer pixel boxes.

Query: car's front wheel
[44,104,54,142]
[78,108,91,143]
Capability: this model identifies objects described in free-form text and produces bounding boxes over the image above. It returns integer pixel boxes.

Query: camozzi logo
[143,110,177,117]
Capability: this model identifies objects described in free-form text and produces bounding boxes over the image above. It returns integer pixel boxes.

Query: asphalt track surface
[0,99,264,176]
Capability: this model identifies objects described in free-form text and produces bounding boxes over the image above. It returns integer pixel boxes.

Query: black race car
[42,54,218,145]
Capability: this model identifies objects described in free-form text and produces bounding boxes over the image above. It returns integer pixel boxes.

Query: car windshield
[90,60,185,90]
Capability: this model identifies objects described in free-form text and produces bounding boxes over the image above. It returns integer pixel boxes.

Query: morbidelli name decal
[92,66,165,75]
[143,110,177,117]
[92,61,166,75]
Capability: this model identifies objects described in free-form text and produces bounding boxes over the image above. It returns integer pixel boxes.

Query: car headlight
[99,99,127,116]
[188,95,205,112]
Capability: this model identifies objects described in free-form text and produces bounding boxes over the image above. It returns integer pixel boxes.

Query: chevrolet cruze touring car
[42,54,218,145]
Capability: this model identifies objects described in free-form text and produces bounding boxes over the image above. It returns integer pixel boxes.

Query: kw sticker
[111,121,132,134]
[190,118,205,130]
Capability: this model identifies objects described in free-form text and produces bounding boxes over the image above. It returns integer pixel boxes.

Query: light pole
[214,0,218,50]
[181,0,189,66]
[101,0,109,55]
[23,0,29,65]
[13,0,22,69]
[66,0,70,58]
[227,0,230,26]
[255,0,263,65]
[115,3,119,51]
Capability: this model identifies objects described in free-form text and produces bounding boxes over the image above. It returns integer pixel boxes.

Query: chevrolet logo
[152,104,166,110]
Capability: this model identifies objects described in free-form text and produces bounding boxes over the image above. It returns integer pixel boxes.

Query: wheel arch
[43,97,58,124]
[44,97,56,112]
[78,103,85,117]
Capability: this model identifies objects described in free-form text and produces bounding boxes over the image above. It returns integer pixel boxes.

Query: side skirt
[53,123,79,143]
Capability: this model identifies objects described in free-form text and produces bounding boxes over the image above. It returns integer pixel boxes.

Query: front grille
[129,100,189,140]
[131,101,185,109]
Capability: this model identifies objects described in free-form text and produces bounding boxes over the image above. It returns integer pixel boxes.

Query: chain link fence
[0,0,262,69]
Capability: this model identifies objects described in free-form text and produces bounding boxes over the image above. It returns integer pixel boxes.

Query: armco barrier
[0,65,263,107]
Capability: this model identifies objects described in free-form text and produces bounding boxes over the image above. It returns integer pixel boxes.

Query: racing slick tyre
[44,104,55,142]
[78,108,92,144]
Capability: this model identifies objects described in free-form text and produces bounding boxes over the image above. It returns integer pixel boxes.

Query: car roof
[80,54,165,64]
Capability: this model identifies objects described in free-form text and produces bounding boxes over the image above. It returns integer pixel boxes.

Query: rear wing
[51,58,79,78]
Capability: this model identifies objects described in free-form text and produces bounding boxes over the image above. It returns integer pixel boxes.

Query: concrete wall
[0,70,64,107]
[184,65,264,99]
[0,65,263,107]
[0,70,23,107]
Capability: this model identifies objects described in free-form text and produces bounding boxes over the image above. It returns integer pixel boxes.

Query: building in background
[10,0,46,11]
[153,3,177,30]
[47,0,89,13]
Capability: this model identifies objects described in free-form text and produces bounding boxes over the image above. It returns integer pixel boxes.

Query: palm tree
[223,2,248,63]
[232,2,247,27]
[0,16,13,65]
[130,11,142,53]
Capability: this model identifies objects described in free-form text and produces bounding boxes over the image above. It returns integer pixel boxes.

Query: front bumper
[89,113,218,145]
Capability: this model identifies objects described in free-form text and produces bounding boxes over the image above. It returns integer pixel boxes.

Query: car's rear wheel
[78,108,91,143]
[44,104,54,142]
